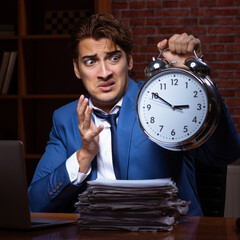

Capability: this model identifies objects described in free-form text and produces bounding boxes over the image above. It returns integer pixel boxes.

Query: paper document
[75,178,190,232]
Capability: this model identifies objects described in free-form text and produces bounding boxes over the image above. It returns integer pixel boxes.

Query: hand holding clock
[157,33,202,69]
[137,33,220,150]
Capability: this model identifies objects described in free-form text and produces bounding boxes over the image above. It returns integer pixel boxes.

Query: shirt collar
[89,98,123,115]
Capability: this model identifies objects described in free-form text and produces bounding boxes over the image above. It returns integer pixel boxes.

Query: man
[28,14,240,215]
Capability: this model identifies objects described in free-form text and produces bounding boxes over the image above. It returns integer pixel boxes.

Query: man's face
[73,38,133,113]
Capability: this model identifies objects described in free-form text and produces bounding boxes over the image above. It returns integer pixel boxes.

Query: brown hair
[70,14,133,61]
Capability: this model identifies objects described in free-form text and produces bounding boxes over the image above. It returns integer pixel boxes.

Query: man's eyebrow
[81,50,122,60]
[106,50,122,55]
[81,54,97,60]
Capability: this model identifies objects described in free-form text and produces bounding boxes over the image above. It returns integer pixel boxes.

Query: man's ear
[73,59,81,79]
[128,55,133,70]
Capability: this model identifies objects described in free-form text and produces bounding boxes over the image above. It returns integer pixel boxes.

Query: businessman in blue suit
[28,14,240,215]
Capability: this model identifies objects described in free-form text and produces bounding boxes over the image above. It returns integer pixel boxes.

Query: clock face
[136,69,209,147]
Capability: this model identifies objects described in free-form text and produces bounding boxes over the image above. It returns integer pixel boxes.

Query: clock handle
[145,48,173,77]
[184,50,211,77]
[144,57,169,78]
[145,48,211,78]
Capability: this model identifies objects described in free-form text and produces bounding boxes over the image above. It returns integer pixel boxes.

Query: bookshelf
[0,0,112,185]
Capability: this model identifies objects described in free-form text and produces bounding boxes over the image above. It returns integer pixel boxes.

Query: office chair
[195,162,227,217]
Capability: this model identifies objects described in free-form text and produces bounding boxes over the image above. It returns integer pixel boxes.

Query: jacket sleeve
[28,109,85,213]
[191,92,240,167]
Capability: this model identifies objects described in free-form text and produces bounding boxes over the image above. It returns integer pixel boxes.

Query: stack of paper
[75,178,190,231]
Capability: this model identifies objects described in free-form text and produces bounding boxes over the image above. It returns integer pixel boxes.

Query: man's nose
[98,62,112,79]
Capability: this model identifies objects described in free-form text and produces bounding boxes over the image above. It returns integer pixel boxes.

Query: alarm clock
[136,50,221,151]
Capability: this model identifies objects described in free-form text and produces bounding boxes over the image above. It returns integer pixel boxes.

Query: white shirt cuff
[65,151,91,184]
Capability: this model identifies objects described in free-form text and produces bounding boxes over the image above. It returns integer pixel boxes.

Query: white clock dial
[137,69,209,147]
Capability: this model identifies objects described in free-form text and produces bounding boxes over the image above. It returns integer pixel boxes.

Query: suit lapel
[117,78,141,179]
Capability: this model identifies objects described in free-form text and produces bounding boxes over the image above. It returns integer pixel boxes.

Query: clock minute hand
[151,92,173,108]
[151,93,189,111]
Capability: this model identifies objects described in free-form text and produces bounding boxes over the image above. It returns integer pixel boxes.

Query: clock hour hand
[173,105,189,110]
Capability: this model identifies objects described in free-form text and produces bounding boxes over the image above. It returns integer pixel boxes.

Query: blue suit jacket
[28,78,240,215]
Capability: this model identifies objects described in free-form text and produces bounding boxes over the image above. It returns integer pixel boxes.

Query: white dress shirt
[65,98,122,184]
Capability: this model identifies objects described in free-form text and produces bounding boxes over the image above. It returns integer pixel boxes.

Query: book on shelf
[0,52,11,92]
[0,24,16,36]
[0,24,15,30]
[0,31,15,36]
[1,51,17,94]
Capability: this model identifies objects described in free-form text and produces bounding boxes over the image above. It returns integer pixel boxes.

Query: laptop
[0,140,75,230]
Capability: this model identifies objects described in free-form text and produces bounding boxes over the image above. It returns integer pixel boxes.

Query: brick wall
[112,0,240,133]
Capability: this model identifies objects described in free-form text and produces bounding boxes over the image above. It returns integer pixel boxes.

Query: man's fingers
[157,39,168,52]
[168,33,201,56]
[187,38,202,56]
[168,33,180,53]
[91,124,104,137]
[82,105,93,130]
[77,95,88,123]
[77,95,103,141]
[82,124,103,141]
[77,95,93,135]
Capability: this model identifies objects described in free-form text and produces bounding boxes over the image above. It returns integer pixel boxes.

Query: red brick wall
[112,0,240,133]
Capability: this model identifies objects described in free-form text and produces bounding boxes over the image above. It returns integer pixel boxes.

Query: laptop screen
[0,140,33,229]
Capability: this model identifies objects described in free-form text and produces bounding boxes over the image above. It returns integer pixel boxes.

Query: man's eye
[110,55,120,62]
[85,59,95,66]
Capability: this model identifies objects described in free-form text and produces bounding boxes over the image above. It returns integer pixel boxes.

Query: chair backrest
[195,162,227,217]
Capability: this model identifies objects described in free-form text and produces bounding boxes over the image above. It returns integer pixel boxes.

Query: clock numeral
[193,91,198,98]
[171,129,176,136]
[183,126,188,132]
[185,82,188,89]
[197,103,201,110]
[160,83,167,90]
[150,117,155,123]
[146,104,151,111]
[152,92,159,99]
[171,79,178,86]
[192,116,197,123]
[159,125,164,132]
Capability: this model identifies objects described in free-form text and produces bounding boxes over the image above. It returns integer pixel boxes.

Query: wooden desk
[0,213,239,240]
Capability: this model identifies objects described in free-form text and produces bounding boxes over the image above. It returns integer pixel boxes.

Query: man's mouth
[98,81,115,92]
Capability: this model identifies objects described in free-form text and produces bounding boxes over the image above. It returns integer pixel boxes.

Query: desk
[0,213,239,240]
